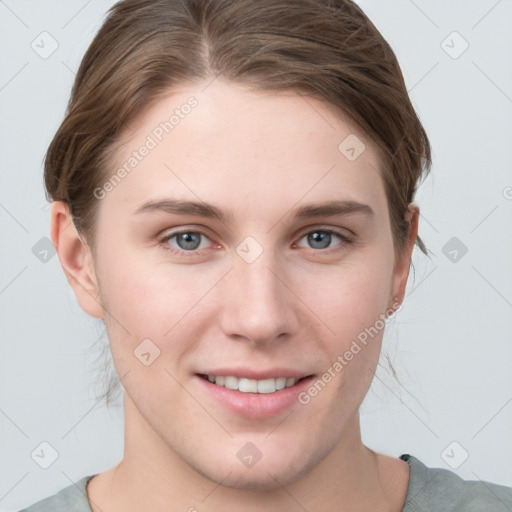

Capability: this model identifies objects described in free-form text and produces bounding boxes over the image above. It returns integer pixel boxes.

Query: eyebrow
[133,198,374,222]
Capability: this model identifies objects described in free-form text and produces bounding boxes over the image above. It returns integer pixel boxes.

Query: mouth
[197,373,311,394]
[195,368,316,418]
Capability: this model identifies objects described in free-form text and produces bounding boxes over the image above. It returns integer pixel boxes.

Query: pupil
[309,231,331,249]
[178,232,200,250]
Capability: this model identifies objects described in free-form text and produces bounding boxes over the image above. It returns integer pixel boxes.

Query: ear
[390,203,420,307]
[50,201,104,319]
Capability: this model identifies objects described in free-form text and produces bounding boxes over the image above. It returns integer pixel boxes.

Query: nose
[218,249,299,346]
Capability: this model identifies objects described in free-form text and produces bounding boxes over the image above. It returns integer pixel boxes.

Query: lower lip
[195,375,315,419]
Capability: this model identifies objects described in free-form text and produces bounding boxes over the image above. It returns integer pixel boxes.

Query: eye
[296,229,350,251]
[160,230,212,254]
[159,227,352,257]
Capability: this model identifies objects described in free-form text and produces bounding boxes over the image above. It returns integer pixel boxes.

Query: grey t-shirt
[18,454,512,511]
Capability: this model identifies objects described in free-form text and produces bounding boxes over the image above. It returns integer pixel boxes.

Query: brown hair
[45,0,431,257]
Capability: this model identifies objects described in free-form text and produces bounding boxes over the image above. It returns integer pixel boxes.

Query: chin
[189,440,326,492]
[197,463,304,491]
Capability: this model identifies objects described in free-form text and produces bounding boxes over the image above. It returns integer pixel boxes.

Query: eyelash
[158,228,352,257]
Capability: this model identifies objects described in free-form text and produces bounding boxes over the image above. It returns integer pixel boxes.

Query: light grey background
[1,0,511,510]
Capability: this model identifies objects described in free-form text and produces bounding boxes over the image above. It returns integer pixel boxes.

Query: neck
[89,393,407,512]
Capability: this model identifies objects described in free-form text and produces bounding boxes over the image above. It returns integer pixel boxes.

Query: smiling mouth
[198,374,312,394]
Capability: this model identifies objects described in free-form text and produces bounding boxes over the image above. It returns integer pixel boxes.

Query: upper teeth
[205,375,298,393]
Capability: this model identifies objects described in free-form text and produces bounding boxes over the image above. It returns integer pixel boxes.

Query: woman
[18,0,512,510]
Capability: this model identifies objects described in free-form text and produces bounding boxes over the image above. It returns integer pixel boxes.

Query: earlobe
[390,203,420,307]
[50,201,104,319]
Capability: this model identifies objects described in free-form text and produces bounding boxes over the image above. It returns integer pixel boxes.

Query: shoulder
[401,454,512,512]
[17,475,96,512]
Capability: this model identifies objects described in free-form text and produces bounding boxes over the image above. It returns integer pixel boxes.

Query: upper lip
[197,368,313,380]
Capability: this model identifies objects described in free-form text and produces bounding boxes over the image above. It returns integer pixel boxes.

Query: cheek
[297,252,394,399]
[303,256,394,341]
[297,263,391,408]
[94,245,221,361]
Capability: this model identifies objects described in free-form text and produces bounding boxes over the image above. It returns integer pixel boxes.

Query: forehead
[103,79,387,222]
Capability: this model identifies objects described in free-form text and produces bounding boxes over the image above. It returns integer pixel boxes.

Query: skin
[52,79,417,512]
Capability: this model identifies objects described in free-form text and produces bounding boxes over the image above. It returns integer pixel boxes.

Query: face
[76,79,412,489]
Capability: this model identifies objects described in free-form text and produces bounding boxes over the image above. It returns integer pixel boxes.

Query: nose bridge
[219,239,297,343]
